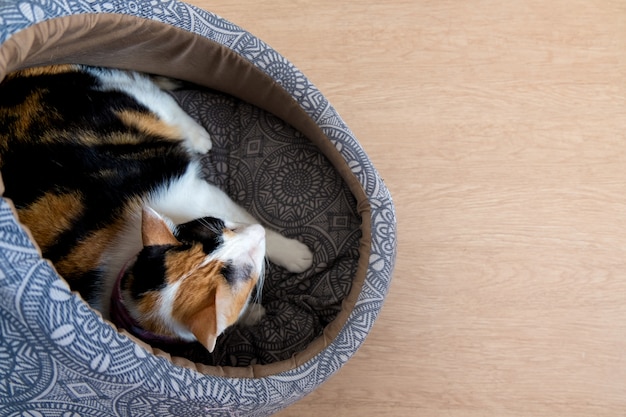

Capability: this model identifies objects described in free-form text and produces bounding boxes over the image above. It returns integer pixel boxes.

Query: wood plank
[185,1,626,415]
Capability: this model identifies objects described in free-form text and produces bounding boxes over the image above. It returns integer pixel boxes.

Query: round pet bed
[0,1,397,416]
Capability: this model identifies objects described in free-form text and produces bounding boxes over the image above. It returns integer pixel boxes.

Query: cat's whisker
[197,217,222,235]
[254,257,269,305]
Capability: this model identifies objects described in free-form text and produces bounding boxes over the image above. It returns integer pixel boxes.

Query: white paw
[185,123,212,154]
[267,235,314,273]
[239,303,266,326]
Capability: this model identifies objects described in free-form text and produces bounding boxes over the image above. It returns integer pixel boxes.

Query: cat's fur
[0,64,313,352]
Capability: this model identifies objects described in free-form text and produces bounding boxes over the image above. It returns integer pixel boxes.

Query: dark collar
[109,259,189,349]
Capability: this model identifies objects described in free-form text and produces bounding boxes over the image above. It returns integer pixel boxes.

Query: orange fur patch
[171,258,224,312]
[55,220,125,280]
[6,64,76,79]
[164,244,209,283]
[0,90,48,151]
[17,192,84,252]
[133,291,173,336]
[116,109,183,141]
[62,130,143,148]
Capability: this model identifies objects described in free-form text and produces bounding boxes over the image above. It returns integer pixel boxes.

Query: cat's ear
[186,284,232,353]
[141,207,179,247]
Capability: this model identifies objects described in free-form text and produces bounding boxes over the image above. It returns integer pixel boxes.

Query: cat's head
[119,207,265,352]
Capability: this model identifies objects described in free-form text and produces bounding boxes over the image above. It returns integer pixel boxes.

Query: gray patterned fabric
[0,1,397,416]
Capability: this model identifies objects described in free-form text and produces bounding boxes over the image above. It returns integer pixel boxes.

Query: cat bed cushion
[0,1,396,416]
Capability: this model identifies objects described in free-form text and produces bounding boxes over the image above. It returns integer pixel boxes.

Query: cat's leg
[148,92,212,155]
[264,231,314,273]
[147,77,213,154]
[151,164,313,273]
[175,115,213,154]
[92,67,213,154]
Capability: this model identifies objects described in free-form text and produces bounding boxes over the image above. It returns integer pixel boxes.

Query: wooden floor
[189,1,626,415]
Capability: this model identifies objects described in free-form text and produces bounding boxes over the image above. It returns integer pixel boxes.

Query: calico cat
[0,65,313,352]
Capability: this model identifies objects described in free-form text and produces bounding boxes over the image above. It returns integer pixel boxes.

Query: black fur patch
[175,217,225,254]
[70,269,103,302]
[220,262,253,284]
[129,245,171,297]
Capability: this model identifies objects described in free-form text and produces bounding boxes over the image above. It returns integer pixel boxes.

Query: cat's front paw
[186,124,212,154]
[267,235,314,273]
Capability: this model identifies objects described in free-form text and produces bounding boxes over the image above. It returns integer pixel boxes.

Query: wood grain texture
[187,1,626,415]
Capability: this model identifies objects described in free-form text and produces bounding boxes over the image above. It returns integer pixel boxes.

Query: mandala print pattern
[155,88,363,368]
[0,1,397,416]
